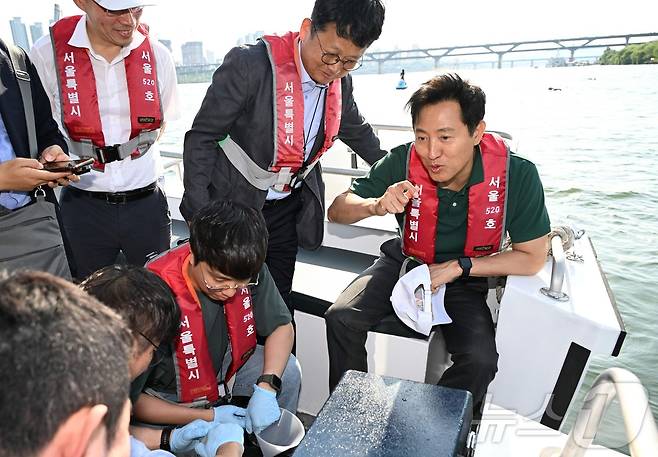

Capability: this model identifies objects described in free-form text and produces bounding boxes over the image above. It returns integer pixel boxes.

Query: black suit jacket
[0,39,68,205]
[182,40,386,249]
[0,39,76,274]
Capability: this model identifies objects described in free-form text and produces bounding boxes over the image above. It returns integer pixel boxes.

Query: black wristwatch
[457,257,472,279]
[257,374,282,393]
[160,426,175,451]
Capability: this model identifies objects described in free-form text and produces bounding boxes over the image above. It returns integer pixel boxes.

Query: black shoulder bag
[0,44,71,279]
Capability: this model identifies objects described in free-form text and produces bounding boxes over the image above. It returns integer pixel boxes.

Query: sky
[2,0,657,62]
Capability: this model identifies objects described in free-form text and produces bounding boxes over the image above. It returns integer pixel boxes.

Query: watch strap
[160,426,174,451]
[458,256,472,279]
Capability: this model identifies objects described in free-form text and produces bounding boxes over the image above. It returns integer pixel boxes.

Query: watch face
[259,374,282,391]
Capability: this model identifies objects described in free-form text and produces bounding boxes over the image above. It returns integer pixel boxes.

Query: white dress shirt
[30,15,180,193]
[266,40,328,201]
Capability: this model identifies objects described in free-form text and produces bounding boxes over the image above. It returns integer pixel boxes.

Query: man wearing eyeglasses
[136,200,300,444]
[182,0,387,321]
[29,0,180,280]
[82,265,247,456]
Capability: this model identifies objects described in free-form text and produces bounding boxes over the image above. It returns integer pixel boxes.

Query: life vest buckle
[208,381,232,407]
[288,170,303,189]
[94,144,121,164]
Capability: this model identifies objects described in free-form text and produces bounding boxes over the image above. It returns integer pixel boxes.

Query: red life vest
[50,16,163,168]
[402,133,509,264]
[261,32,342,191]
[146,244,257,404]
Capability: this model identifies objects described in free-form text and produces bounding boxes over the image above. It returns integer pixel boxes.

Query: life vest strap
[220,136,319,191]
[69,130,158,163]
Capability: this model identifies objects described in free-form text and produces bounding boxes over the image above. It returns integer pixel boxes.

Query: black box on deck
[294,370,473,457]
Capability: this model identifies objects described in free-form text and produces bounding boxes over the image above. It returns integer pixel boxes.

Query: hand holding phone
[42,158,94,175]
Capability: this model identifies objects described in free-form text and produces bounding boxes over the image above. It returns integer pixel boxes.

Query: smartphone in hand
[42,158,94,175]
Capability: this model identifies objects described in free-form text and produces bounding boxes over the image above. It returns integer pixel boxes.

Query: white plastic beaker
[255,408,305,457]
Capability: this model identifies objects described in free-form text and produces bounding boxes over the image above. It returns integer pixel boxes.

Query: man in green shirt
[82,265,246,456]
[325,74,550,413]
[132,201,301,438]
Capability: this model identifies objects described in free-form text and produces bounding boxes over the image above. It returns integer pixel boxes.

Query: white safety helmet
[94,0,155,10]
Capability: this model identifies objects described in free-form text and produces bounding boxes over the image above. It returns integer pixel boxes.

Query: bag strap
[6,45,38,160]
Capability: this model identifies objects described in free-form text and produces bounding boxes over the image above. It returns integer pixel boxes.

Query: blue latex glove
[212,404,247,427]
[245,384,281,434]
[193,423,244,457]
[170,419,214,453]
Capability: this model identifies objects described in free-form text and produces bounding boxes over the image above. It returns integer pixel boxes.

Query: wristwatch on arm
[457,257,472,279]
[257,374,282,394]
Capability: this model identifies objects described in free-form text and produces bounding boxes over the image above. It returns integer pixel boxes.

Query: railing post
[541,234,569,301]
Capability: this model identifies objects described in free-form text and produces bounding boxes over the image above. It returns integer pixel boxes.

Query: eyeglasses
[138,331,164,367]
[201,269,259,292]
[92,0,144,17]
[312,24,363,72]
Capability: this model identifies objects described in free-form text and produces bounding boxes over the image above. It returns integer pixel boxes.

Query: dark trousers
[59,185,171,280]
[324,239,499,411]
[261,190,303,317]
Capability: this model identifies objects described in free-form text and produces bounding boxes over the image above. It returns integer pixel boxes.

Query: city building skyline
[236,31,264,47]
[29,22,44,45]
[181,41,204,66]
[51,3,61,24]
[9,17,29,50]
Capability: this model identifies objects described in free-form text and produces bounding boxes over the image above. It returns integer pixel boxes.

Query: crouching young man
[132,200,301,438]
[82,265,246,456]
[325,74,550,414]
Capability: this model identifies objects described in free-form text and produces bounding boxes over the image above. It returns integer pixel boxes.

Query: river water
[160,64,658,453]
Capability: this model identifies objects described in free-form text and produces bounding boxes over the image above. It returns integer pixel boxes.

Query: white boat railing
[160,124,511,178]
[557,368,658,457]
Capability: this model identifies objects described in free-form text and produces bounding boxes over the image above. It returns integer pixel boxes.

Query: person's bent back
[0,270,131,457]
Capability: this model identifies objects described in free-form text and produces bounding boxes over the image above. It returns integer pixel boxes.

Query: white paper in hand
[390,264,452,336]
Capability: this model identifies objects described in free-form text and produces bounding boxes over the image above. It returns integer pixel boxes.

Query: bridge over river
[176,32,658,83]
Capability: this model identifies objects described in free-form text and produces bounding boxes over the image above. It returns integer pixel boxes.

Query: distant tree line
[599,41,658,65]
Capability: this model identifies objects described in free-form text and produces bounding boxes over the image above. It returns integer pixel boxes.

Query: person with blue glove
[130,419,244,457]
[211,405,248,427]
[194,423,246,457]
[80,266,248,456]
[169,419,215,454]
[245,385,281,434]
[131,201,301,443]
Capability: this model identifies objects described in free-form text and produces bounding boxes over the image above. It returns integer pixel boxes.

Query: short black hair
[311,0,385,48]
[0,270,130,457]
[406,73,486,135]
[189,200,268,281]
[81,265,181,350]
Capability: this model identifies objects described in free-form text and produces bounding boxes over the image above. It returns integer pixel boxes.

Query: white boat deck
[475,406,627,456]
